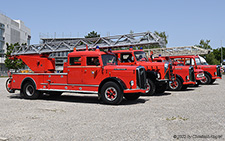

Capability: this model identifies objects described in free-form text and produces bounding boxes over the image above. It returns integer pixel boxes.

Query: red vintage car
[153,57,202,90]
[6,48,147,105]
[113,47,174,94]
[159,55,222,84]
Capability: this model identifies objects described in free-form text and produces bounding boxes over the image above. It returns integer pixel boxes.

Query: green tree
[154,31,168,47]
[203,53,220,65]
[195,39,212,50]
[85,31,100,38]
[4,43,25,71]
[212,47,225,63]
[195,40,219,65]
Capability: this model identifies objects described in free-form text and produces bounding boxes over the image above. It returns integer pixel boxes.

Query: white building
[0,12,31,75]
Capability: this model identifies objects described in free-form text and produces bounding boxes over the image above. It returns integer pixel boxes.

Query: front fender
[98,77,127,94]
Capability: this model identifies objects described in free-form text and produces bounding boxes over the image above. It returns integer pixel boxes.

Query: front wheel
[145,79,156,95]
[168,78,183,91]
[200,73,211,84]
[124,93,140,100]
[155,83,167,94]
[21,82,40,99]
[100,82,123,105]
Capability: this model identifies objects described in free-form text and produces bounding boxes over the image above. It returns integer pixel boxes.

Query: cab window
[121,53,134,62]
[70,57,81,65]
[87,57,100,66]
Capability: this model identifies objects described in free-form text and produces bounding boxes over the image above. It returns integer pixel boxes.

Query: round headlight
[130,80,134,86]
[157,73,161,79]
[186,75,189,80]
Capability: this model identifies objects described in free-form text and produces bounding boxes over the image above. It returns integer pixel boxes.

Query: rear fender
[21,77,37,90]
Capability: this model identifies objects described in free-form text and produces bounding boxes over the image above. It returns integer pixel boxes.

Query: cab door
[68,56,83,84]
[82,56,102,85]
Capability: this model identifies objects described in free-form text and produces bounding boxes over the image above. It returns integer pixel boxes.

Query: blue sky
[1,0,225,49]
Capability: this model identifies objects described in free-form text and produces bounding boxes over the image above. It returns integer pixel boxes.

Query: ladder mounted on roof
[144,46,211,57]
[11,31,165,55]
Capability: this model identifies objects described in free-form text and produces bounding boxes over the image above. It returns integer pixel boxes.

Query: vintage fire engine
[112,47,174,95]
[160,55,222,84]
[153,57,200,90]
[6,47,147,105]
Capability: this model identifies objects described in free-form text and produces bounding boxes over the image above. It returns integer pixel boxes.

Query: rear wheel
[124,93,140,100]
[100,82,123,105]
[6,78,14,93]
[200,73,211,84]
[145,79,156,95]
[21,82,40,99]
[168,78,182,91]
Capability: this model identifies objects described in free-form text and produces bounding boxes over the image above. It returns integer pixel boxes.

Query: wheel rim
[200,76,208,84]
[169,80,178,90]
[146,80,151,93]
[26,84,35,96]
[105,87,117,101]
[200,76,207,84]
[6,78,12,92]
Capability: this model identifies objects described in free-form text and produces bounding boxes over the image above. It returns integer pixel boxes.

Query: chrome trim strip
[38,89,98,94]
[12,73,68,75]
[41,83,48,85]
[48,83,99,87]
[68,66,101,68]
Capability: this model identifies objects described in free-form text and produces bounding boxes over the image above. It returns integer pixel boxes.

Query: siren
[140,47,143,50]
[129,46,133,51]
[96,46,100,51]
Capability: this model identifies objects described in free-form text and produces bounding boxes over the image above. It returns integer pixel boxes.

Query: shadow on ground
[140,92,171,97]
[9,93,148,105]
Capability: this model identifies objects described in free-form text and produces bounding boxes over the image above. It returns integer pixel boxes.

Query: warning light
[129,46,133,51]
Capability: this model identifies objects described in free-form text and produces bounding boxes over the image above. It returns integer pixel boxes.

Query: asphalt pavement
[0,77,224,140]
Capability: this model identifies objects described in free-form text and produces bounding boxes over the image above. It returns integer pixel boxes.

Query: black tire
[100,82,123,105]
[181,85,188,90]
[155,83,167,94]
[145,79,156,95]
[209,79,216,84]
[21,82,40,99]
[124,93,140,100]
[5,78,15,93]
[168,78,183,91]
[200,73,211,84]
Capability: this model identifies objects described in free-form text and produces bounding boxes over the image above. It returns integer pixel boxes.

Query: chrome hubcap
[169,80,178,89]
[105,87,117,101]
[26,85,34,96]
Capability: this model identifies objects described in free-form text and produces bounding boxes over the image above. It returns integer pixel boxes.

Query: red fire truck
[153,57,201,90]
[160,55,222,84]
[112,47,174,95]
[6,47,147,105]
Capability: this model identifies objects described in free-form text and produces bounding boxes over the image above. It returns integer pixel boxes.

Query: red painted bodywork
[159,55,222,81]
[8,50,147,94]
[112,49,174,81]
[153,57,196,85]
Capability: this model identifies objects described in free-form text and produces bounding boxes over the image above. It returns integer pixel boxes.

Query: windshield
[101,54,117,66]
[134,51,148,61]
[222,62,225,65]
[195,58,202,65]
